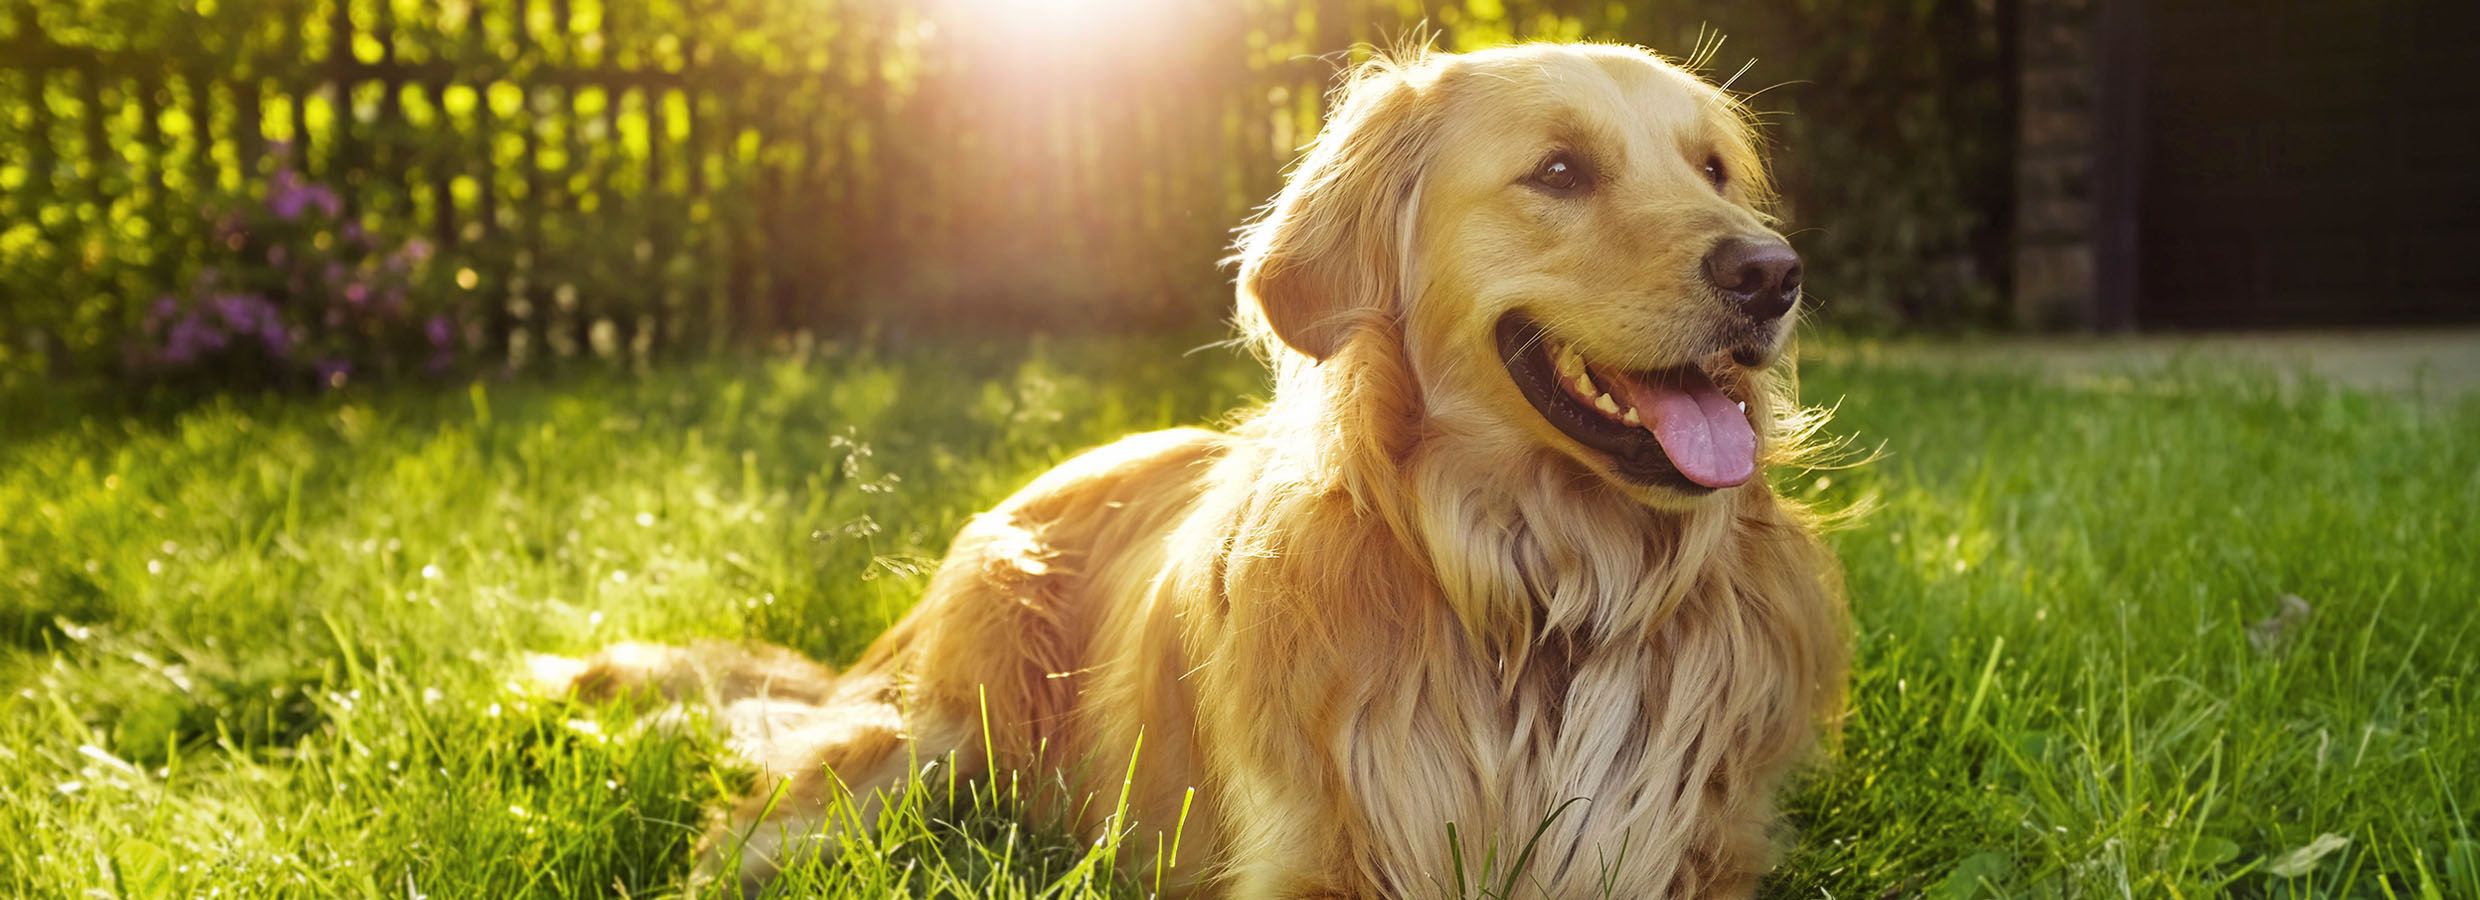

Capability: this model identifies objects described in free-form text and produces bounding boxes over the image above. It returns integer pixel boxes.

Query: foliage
[1611,0,2017,328]
[1,337,2473,897]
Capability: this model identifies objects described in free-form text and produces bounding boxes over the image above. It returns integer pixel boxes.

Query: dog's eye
[1702,155,1728,190]
[1529,153,1589,194]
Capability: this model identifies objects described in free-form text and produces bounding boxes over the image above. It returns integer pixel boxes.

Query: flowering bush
[130,151,475,389]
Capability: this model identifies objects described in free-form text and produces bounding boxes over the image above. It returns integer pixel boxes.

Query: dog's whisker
[1719,58,1759,94]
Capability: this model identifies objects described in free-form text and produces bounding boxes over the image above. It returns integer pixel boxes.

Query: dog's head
[1237,44,1800,506]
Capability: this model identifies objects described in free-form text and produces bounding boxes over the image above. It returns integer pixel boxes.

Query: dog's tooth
[1572,373,1596,397]
[1554,347,1585,378]
[1738,400,1747,413]
[1621,407,1642,426]
[1595,393,1620,415]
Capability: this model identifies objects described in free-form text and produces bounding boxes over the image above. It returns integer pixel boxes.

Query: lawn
[1,334,2473,899]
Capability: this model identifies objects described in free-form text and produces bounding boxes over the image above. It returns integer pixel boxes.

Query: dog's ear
[1235,57,1441,361]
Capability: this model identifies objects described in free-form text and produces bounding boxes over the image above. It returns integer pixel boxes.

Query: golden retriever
[544,42,1848,899]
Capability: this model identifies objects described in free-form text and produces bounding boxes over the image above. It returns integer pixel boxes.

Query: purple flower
[260,322,294,359]
[207,295,246,327]
[267,169,342,221]
[315,359,352,388]
[207,293,271,332]
[163,314,228,366]
[306,185,342,219]
[149,296,179,324]
[425,315,455,350]
[269,169,310,221]
[383,241,429,274]
[341,222,366,244]
[344,282,370,306]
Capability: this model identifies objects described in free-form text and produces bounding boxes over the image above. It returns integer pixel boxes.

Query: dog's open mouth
[1495,314,1757,491]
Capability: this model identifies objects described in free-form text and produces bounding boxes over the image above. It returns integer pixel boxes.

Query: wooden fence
[0,0,2021,377]
[0,0,1468,372]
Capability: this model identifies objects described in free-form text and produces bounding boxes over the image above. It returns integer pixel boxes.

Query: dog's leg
[531,640,840,709]
[696,513,1107,892]
[539,642,962,894]
[688,699,978,897]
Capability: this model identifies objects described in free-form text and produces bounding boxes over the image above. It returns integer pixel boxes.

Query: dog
[544,42,1849,899]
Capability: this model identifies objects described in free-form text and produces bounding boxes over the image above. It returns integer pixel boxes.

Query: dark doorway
[2134,0,2480,328]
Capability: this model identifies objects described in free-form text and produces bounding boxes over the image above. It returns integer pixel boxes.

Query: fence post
[234,25,268,176]
[283,1,313,173]
[20,8,59,211]
[644,82,672,352]
[515,0,546,361]
[135,69,176,289]
[372,0,405,221]
[74,61,110,208]
[327,0,359,213]
[182,62,219,204]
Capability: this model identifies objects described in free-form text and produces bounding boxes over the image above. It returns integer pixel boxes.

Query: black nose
[1702,237,1802,322]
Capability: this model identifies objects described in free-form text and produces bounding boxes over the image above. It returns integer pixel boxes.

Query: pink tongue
[1611,373,1756,488]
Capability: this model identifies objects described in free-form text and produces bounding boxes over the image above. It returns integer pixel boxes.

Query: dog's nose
[1703,237,1802,322]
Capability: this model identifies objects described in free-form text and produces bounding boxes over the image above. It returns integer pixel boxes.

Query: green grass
[1,334,2473,898]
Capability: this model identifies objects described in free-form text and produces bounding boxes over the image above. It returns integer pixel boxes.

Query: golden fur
[548,43,1849,898]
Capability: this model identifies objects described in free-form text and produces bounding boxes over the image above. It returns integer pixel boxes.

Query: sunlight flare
[959,0,1142,43]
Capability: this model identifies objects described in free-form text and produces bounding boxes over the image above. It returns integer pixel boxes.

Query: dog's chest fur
[1377,488,1783,894]
[1201,455,1822,898]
